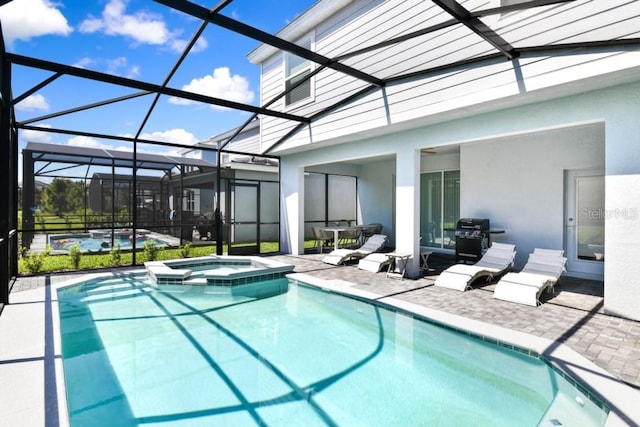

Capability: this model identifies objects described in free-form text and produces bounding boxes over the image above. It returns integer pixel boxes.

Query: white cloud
[77,17,102,34]
[15,94,49,112]
[137,128,199,146]
[78,0,204,53]
[105,56,140,79]
[79,0,170,45]
[170,36,208,55]
[0,0,72,46]
[73,57,94,68]
[117,128,199,155]
[170,67,254,109]
[74,56,140,79]
[20,124,53,143]
[56,129,197,157]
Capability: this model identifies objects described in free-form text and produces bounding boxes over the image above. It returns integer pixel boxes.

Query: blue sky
[0,0,317,168]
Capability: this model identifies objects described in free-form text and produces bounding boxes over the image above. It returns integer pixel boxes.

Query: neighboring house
[180,119,282,245]
[247,0,640,320]
[188,119,277,174]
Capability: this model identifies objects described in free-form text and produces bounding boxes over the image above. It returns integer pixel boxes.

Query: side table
[385,253,412,280]
[419,248,433,275]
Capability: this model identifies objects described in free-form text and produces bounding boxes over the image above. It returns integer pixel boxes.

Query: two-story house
[246,0,640,320]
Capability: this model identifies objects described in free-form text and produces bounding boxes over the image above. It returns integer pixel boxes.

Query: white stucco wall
[357,158,395,244]
[421,153,460,173]
[603,92,640,320]
[461,124,604,269]
[435,82,640,320]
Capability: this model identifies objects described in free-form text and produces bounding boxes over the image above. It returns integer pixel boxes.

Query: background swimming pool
[57,276,607,426]
[50,235,168,252]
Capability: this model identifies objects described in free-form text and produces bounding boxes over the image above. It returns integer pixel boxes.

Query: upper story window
[284,35,313,106]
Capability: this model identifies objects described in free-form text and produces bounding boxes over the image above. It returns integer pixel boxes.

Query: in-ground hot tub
[145,255,295,286]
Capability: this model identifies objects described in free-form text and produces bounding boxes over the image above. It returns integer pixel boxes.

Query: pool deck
[2,253,640,426]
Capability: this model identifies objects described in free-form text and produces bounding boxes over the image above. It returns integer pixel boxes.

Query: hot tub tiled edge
[145,255,294,287]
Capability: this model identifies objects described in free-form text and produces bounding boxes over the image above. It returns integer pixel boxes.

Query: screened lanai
[22,141,217,253]
[2,0,638,308]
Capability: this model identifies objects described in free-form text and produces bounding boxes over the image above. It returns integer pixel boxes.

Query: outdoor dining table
[321,226,349,251]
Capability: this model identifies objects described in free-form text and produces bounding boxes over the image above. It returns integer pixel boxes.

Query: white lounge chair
[433,242,517,291]
[493,248,567,306]
[357,252,393,273]
[322,234,388,266]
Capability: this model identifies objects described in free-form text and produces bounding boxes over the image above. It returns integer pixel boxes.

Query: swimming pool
[57,272,612,426]
[49,232,168,253]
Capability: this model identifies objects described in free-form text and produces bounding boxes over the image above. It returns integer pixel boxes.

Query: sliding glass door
[420,170,460,249]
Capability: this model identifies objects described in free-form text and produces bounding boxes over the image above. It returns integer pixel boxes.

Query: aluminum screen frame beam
[154,0,385,87]
[6,53,309,124]
[431,0,519,60]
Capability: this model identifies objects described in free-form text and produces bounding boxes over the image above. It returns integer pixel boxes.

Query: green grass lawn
[18,238,321,275]
[19,244,217,275]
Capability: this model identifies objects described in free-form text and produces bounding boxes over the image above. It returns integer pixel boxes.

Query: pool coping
[2,269,638,426]
[287,273,640,427]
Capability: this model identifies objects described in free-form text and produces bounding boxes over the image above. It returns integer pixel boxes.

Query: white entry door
[565,169,604,279]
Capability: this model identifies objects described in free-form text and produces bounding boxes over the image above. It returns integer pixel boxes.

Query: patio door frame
[227,181,260,255]
[564,168,605,279]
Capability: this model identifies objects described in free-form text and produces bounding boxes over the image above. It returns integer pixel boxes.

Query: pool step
[182,277,207,286]
[537,391,607,426]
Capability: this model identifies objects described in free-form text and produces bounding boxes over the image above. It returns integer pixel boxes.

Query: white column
[395,148,421,278]
[603,102,640,320]
[280,163,305,255]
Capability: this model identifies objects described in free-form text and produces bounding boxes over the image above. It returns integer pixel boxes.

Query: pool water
[50,235,167,252]
[57,276,608,426]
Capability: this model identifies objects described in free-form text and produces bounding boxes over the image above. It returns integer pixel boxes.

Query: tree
[41,178,84,216]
